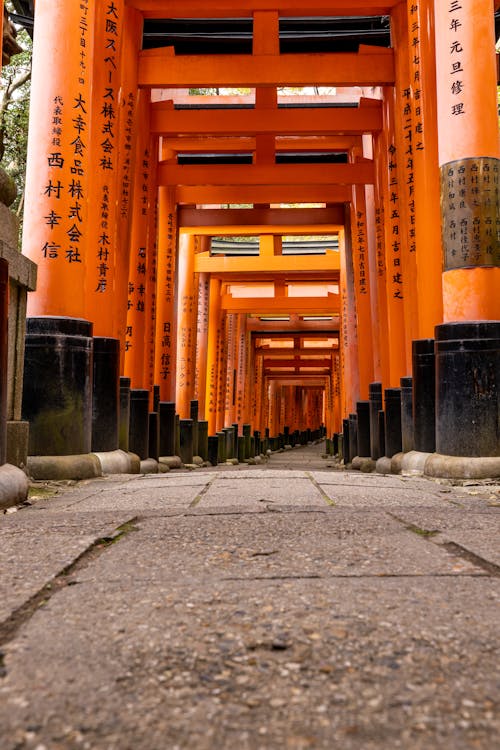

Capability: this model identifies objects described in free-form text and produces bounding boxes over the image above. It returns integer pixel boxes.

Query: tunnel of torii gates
[4,0,500,470]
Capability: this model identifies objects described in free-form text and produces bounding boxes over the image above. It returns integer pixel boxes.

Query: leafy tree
[1,10,31,217]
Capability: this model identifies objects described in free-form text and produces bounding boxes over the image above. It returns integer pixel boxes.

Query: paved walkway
[0,443,499,749]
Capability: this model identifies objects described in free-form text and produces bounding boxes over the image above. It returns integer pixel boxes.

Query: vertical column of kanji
[205,277,221,436]
[85,0,124,337]
[23,0,94,315]
[406,0,443,337]
[115,7,143,365]
[435,0,500,320]
[236,314,248,428]
[154,187,178,402]
[371,131,391,388]
[195,272,210,419]
[392,3,419,373]
[350,148,375,398]
[224,312,237,426]
[338,220,360,419]
[175,233,197,418]
[253,347,264,433]
[142,143,158,398]
[123,91,152,389]
[363,133,388,385]
[380,88,409,385]
[332,351,341,433]
[216,310,228,432]
[432,0,500,458]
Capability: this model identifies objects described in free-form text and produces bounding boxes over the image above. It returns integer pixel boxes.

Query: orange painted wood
[178,207,345,228]
[175,234,198,418]
[221,296,340,315]
[194,254,340,276]
[175,184,351,205]
[128,1,400,19]
[139,49,395,88]
[406,0,443,338]
[154,187,178,400]
[23,0,96,317]
[123,91,153,388]
[84,0,125,338]
[205,277,222,435]
[435,0,500,322]
[158,162,375,187]
[151,106,383,136]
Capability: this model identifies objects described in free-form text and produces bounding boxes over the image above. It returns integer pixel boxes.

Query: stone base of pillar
[6,420,29,469]
[0,463,29,510]
[373,449,500,480]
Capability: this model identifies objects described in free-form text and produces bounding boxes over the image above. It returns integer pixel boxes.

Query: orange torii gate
[11,0,499,475]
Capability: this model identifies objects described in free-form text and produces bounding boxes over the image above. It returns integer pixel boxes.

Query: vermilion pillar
[85,0,124,337]
[339,226,360,417]
[143,144,158,396]
[123,91,153,388]
[175,233,197,418]
[154,187,177,401]
[392,2,419,371]
[379,88,408,385]
[114,8,143,359]
[195,272,210,419]
[435,0,500,320]
[205,277,222,436]
[350,166,375,396]
[23,0,95,317]
[406,0,443,337]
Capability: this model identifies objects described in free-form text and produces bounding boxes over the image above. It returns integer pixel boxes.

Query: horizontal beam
[195,253,340,275]
[221,295,339,314]
[128,1,400,18]
[264,377,328,385]
[164,136,361,154]
[263,358,333,368]
[159,162,374,187]
[139,50,395,88]
[179,207,345,228]
[248,318,339,332]
[257,347,338,356]
[175,184,351,204]
[151,105,383,137]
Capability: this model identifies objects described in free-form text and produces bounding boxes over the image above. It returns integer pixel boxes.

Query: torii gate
[10,0,500,474]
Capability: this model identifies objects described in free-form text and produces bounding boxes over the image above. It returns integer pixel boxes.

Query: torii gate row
[17,0,500,466]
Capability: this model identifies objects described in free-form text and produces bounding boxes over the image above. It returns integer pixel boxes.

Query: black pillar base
[119,377,131,452]
[159,402,176,456]
[129,389,149,460]
[436,321,500,457]
[22,317,93,456]
[384,388,402,458]
[412,339,435,453]
[369,382,383,460]
[356,400,371,457]
[400,376,414,453]
[92,337,120,453]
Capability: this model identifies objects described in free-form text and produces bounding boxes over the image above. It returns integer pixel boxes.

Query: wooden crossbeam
[221,295,339,314]
[263,358,333,368]
[248,318,339,332]
[164,136,361,154]
[159,162,374,187]
[139,50,395,88]
[127,1,400,19]
[194,254,340,276]
[151,105,383,136]
[179,207,345,228]
[175,184,351,204]
[256,347,338,356]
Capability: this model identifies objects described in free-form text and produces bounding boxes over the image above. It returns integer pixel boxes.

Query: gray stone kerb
[372,451,500,480]
[26,450,143,481]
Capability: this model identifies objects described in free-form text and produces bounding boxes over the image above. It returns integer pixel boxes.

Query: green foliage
[0,25,32,216]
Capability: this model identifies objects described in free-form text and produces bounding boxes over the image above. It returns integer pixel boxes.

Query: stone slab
[0,511,135,622]
[0,573,497,750]
[198,477,325,510]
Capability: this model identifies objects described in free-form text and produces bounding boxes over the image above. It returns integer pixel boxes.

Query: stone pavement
[0,443,499,750]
